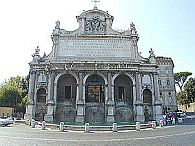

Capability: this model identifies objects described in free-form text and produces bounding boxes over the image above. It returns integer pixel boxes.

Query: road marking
[1,130,195,142]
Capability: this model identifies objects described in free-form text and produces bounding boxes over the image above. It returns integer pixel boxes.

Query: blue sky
[0,0,194,83]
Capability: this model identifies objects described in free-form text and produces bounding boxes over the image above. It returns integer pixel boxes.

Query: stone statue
[55,20,60,29]
[130,22,137,34]
[149,48,155,57]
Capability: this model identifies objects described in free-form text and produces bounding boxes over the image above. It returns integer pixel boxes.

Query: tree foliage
[184,77,195,103]
[176,74,195,106]
[174,72,192,91]
[0,76,28,112]
[176,90,187,105]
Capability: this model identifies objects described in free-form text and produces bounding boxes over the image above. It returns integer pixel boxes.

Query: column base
[106,115,115,123]
[106,99,114,123]
[135,102,144,123]
[24,113,33,120]
[154,106,163,124]
[136,115,145,122]
[25,104,34,120]
[44,114,54,123]
[154,100,163,124]
[76,101,84,123]
[75,115,84,123]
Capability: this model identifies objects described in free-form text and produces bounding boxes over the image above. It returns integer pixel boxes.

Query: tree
[174,72,192,91]
[0,76,28,113]
[176,90,187,105]
[184,77,195,103]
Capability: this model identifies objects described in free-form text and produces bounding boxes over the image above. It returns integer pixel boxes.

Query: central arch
[85,74,105,123]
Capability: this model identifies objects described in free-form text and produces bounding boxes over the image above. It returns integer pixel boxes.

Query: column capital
[106,99,114,105]
[134,99,143,105]
[76,99,84,105]
[28,99,34,105]
[47,99,54,105]
[30,69,36,75]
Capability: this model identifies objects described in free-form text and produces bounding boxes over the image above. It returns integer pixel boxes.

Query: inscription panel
[57,39,134,59]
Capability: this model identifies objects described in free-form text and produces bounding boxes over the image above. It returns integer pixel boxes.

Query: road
[0,116,195,146]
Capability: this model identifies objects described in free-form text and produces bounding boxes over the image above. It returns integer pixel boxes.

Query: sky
[0,0,195,83]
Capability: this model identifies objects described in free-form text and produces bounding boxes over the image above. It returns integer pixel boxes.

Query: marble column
[153,73,162,122]
[76,72,84,123]
[106,71,114,123]
[45,71,55,123]
[135,72,144,122]
[25,69,36,120]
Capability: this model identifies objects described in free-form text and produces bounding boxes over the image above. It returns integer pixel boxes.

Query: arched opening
[55,74,77,123]
[57,74,77,103]
[85,74,105,103]
[143,89,152,104]
[114,74,133,105]
[37,88,46,102]
[35,88,46,121]
[85,74,105,123]
[143,89,153,122]
[114,74,134,122]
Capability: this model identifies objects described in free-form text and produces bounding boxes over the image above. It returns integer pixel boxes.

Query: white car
[176,112,186,118]
[0,117,14,126]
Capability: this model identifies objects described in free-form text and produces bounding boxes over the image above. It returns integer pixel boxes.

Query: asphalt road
[0,116,195,146]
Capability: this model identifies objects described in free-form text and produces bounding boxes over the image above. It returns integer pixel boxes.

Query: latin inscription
[58,39,133,58]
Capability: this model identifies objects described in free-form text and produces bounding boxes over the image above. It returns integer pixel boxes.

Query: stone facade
[157,57,177,113]
[25,7,176,124]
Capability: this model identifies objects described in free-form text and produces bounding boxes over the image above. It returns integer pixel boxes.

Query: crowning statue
[149,48,155,57]
[130,22,137,34]
[55,20,60,29]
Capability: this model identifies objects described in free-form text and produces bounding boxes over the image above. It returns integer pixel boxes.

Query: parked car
[0,117,14,126]
[176,112,186,118]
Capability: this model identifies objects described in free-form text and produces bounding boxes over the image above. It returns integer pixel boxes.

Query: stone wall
[178,102,195,112]
[0,107,14,117]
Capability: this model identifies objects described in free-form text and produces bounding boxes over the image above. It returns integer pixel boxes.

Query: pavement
[0,113,195,146]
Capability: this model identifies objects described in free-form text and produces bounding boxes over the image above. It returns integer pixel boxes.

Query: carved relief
[85,16,106,33]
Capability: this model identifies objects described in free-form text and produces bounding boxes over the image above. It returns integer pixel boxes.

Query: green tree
[174,72,192,91]
[184,77,195,103]
[0,76,28,113]
[176,90,187,105]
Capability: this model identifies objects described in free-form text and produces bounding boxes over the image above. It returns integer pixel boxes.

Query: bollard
[13,117,16,124]
[136,122,140,131]
[151,121,156,129]
[28,119,32,126]
[163,118,167,126]
[112,123,117,132]
[42,121,46,130]
[25,119,29,125]
[172,117,176,125]
[31,119,35,128]
[159,120,163,127]
[178,118,183,124]
[60,122,64,132]
[85,123,90,133]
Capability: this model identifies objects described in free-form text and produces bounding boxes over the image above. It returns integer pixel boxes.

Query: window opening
[65,86,71,99]
[118,86,125,99]
[87,85,101,102]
